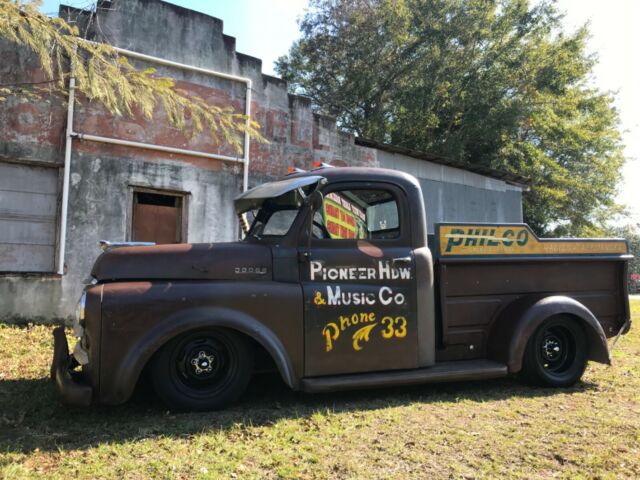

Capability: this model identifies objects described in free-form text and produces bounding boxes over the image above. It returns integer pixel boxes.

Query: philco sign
[439,224,628,257]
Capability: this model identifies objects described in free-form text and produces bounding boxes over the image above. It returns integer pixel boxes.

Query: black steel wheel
[150,329,253,411]
[522,316,588,387]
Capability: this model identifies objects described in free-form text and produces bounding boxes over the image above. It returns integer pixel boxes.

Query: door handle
[298,251,311,262]
[392,256,412,266]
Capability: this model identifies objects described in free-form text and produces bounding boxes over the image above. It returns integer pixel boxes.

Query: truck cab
[51,166,632,410]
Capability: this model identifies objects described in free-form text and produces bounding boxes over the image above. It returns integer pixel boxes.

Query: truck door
[301,183,418,377]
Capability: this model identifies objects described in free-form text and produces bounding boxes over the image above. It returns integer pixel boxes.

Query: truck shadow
[0,373,598,454]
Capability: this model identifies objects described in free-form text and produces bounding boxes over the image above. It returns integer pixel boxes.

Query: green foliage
[277,0,625,235]
[608,224,640,278]
[0,0,265,152]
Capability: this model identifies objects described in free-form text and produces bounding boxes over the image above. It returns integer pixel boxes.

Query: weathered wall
[0,0,522,323]
[70,0,379,179]
[0,37,66,322]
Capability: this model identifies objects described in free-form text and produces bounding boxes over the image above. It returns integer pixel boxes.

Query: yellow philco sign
[439,224,628,257]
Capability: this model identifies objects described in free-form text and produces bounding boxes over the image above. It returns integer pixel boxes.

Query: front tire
[522,316,588,387]
[150,328,253,411]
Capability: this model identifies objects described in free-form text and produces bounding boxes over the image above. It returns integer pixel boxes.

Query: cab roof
[234,166,422,213]
[284,165,421,187]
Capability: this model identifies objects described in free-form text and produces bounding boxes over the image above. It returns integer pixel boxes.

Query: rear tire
[522,316,588,387]
[150,328,253,411]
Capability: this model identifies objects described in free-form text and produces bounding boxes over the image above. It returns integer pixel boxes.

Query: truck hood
[91,242,272,281]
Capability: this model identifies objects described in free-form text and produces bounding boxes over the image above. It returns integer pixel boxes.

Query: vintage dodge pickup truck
[51,166,632,410]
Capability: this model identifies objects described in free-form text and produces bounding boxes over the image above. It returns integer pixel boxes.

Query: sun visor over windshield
[234,175,326,213]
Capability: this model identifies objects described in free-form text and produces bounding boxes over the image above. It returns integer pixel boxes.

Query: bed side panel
[435,259,628,362]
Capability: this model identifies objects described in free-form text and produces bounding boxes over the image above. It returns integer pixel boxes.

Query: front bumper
[50,326,92,406]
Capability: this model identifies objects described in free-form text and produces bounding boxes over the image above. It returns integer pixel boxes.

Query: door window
[315,189,400,240]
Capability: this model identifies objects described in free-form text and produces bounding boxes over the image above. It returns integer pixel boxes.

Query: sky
[42,0,639,225]
[555,0,640,225]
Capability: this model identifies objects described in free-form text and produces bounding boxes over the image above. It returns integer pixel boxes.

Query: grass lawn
[1,301,639,479]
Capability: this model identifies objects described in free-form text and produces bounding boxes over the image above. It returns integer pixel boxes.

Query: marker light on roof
[311,161,334,170]
[286,166,306,175]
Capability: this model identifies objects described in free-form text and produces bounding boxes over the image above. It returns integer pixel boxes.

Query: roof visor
[234,175,326,213]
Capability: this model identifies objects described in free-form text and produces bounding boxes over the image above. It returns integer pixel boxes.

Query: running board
[301,360,508,393]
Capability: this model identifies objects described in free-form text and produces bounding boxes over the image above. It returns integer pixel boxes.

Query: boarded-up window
[132,191,184,244]
[0,162,59,272]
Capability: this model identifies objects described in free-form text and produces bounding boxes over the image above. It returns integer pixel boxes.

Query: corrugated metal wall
[376,150,523,233]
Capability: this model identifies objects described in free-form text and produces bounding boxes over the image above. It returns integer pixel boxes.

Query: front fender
[104,306,299,404]
[488,295,610,373]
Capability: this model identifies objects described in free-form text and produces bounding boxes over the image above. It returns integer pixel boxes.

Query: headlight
[72,291,90,365]
[73,291,87,338]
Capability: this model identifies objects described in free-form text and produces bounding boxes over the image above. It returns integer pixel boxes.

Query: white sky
[555,0,640,225]
[43,0,639,224]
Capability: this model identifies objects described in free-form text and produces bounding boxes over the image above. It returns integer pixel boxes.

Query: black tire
[522,316,588,387]
[150,328,253,411]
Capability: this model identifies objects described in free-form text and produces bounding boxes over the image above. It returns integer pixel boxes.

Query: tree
[276,0,625,236]
[0,0,264,152]
[608,224,640,290]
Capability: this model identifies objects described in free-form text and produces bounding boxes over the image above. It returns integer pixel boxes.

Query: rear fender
[488,295,610,373]
[104,307,298,404]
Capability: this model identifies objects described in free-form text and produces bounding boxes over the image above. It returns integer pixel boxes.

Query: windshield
[235,176,325,239]
[246,205,300,238]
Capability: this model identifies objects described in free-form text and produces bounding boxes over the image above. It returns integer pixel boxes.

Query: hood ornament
[98,240,156,252]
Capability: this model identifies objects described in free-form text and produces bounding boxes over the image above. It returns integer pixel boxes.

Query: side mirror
[307,190,324,212]
[301,190,324,262]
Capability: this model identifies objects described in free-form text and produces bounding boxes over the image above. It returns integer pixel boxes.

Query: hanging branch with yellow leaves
[0,0,265,153]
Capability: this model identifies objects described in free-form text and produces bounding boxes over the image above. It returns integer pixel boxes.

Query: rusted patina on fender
[488,295,610,373]
[98,280,303,405]
[106,306,299,404]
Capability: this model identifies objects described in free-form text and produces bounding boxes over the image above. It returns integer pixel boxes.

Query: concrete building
[0,0,528,323]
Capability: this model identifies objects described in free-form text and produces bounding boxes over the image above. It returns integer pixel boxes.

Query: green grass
[1,301,639,479]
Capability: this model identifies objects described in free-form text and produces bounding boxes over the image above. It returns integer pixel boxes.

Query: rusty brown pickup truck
[51,166,632,410]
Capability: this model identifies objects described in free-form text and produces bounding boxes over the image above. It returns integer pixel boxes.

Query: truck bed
[433,223,630,362]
